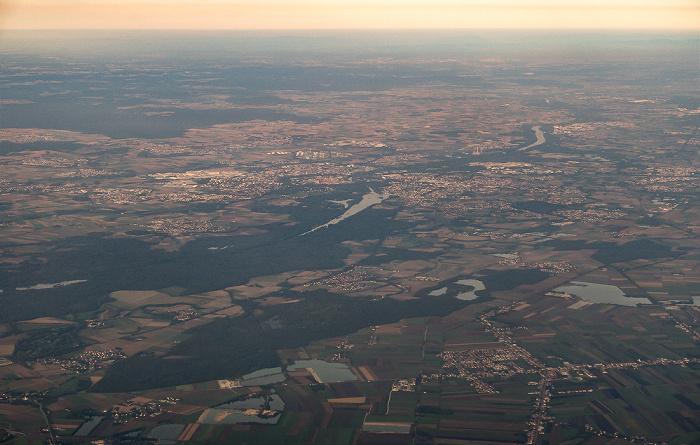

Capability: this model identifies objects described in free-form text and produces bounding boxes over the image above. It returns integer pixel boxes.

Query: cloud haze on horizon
[2,0,699,30]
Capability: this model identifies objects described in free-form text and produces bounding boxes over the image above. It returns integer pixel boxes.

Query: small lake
[74,416,104,436]
[667,297,700,307]
[362,422,412,433]
[148,424,185,444]
[428,279,485,301]
[199,394,285,425]
[491,253,519,259]
[218,394,285,411]
[534,233,575,243]
[287,359,357,382]
[16,279,87,291]
[240,366,286,386]
[429,287,448,296]
[554,281,651,307]
[199,410,282,425]
[301,187,390,235]
[454,279,486,300]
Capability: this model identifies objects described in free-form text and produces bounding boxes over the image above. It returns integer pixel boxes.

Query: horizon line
[3,28,699,32]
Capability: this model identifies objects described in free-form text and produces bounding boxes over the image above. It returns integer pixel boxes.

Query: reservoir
[428,279,485,301]
[198,394,285,425]
[16,279,87,291]
[218,394,285,411]
[148,424,185,444]
[74,416,104,436]
[428,287,448,296]
[287,359,357,382]
[301,187,390,235]
[454,279,486,300]
[518,125,546,151]
[554,281,651,307]
[240,367,286,386]
[198,410,281,425]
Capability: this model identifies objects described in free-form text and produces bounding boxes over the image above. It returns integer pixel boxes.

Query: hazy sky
[2,0,699,30]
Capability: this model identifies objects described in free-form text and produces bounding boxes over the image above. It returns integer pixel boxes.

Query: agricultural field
[0,30,699,444]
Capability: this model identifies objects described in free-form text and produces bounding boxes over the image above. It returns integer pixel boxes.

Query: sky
[1,0,699,30]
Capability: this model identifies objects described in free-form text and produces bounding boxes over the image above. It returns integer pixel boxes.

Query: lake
[455,279,486,300]
[198,394,285,425]
[73,416,104,437]
[554,281,651,307]
[16,279,87,291]
[218,394,285,411]
[301,187,390,235]
[240,366,286,386]
[518,125,546,151]
[148,424,185,444]
[287,359,357,382]
[362,422,412,433]
[428,278,485,301]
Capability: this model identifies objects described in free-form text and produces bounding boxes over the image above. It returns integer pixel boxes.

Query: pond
[218,394,285,411]
[287,359,357,383]
[554,281,651,307]
[16,279,87,290]
[454,279,486,300]
[198,394,285,425]
[362,422,412,433]
[491,253,519,259]
[148,424,185,444]
[74,416,104,436]
[666,297,700,307]
[428,287,448,296]
[240,366,286,386]
[428,279,485,301]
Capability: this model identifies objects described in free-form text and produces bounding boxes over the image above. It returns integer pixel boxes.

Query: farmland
[0,30,699,444]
